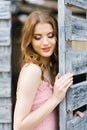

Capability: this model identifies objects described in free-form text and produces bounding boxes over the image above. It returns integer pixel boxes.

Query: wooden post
[58,0,87,130]
[0,1,11,130]
[58,0,67,130]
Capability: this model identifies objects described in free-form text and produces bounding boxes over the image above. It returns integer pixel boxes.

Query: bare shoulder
[17,63,42,93]
[20,63,42,79]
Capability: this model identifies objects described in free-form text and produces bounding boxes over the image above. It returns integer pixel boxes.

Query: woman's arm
[14,64,58,130]
[14,65,73,130]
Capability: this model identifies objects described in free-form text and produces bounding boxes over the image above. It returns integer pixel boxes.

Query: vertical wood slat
[58,0,67,130]
[0,1,11,130]
[85,13,87,116]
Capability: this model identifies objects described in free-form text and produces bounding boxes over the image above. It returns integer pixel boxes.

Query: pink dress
[30,80,57,130]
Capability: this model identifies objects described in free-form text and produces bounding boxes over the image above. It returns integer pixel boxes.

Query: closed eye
[48,33,55,38]
[33,35,41,40]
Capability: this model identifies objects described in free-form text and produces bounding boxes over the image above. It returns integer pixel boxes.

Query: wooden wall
[58,0,87,130]
[0,1,12,130]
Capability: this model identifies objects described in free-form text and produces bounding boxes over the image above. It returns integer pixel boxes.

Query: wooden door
[58,0,87,130]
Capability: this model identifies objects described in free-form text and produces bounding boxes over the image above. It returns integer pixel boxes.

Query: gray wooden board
[58,0,67,130]
[67,81,87,111]
[0,38,11,46]
[0,1,11,19]
[72,16,87,41]
[65,0,87,10]
[0,104,11,123]
[0,29,10,40]
[0,87,11,98]
[66,50,87,74]
[0,72,11,82]
[67,111,87,130]
[0,20,11,28]
[0,123,11,130]
[0,46,11,72]
[0,98,11,106]
[65,15,87,41]
[58,0,87,130]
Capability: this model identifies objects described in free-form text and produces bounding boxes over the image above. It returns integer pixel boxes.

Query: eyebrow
[33,31,54,35]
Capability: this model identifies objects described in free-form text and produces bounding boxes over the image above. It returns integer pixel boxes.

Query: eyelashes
[33,34,55,40]
[33,37,41,40]
[48,34,54,38]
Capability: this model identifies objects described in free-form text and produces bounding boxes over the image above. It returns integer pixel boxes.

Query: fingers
[74,111,84,118]
[55,73,60,81]
[55,73,73,87]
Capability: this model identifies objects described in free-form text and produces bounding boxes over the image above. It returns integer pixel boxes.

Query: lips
[42,47,51,52]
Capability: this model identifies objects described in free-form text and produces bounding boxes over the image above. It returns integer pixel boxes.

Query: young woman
[13,11,84,130]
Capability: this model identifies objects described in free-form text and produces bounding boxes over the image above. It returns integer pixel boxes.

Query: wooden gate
[58,0,87,130]
[0,1,11,130]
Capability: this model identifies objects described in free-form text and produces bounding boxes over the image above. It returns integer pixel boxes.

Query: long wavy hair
[21,11,58,79]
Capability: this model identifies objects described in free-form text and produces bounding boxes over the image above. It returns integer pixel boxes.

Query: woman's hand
[74,111,84,118]
[53,73,73,103]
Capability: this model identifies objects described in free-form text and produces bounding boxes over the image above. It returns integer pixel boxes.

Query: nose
[42,37,49,45]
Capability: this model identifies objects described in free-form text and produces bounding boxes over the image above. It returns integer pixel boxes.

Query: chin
[42,53,53,58]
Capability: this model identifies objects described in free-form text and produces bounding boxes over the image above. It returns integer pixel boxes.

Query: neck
[40,57,50,68]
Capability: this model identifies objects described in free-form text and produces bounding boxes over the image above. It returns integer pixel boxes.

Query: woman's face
[31,23,56,58]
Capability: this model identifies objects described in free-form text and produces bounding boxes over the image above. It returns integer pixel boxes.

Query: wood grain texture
[66,51,87,74]
[0,1,11,19]
[0,1,11,129]
[65,0,87,10]
[65,16,87,41]
[67,81,87,111]
[0,98,11,106]
[67,111,87,130]
[0,123,11,130]
[72,16,87,41]
[0,72,11,82]
[0,87,11,97]
[0,46,11,72]
[58,0,67,130]
[0,105,11,123]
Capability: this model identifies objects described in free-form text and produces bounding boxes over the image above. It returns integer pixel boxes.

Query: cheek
[52,38,56,47]
[31,41,40,53]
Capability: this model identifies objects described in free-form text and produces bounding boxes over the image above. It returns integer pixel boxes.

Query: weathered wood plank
[0,105,11,123]
[0,80,11,88]
[67,81,87,111]
[0,29,10,41]
[0,39,11,46]
[0,123,11,130]
[0,87,11,97]
[67,111,87,130]
[0,1,11,19]
[0,20,11,29]
[0,72,11,82]
[66,51,87,74]
[0,46,11,72]
[65,0,87,10]
[58,0,67,130]
[72,16,87,41]
[65,16,87,41]
[0,98,11,106]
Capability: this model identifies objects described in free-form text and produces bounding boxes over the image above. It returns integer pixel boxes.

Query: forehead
[34,23,53,34]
